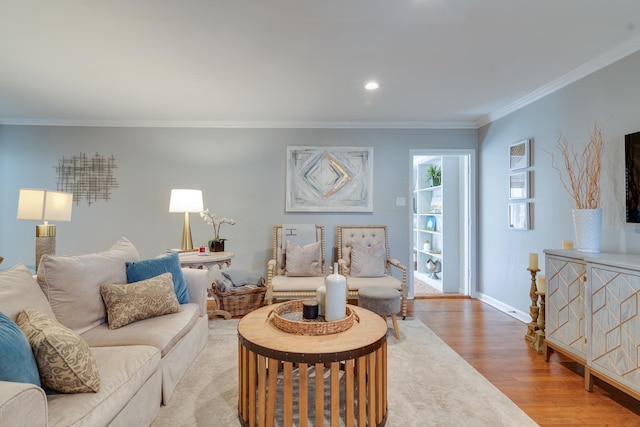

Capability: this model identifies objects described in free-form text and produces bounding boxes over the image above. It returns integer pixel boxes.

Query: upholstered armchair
[266,225,326,305]
[336,225,407,319]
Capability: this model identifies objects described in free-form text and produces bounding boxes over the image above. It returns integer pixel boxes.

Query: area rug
[152,317,537,427]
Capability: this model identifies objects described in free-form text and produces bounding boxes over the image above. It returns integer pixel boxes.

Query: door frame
[409,148,478,298]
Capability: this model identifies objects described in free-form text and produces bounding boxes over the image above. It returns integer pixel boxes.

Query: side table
[178,251,235,319]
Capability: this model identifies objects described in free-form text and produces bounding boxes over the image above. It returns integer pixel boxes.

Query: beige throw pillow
[37,237,140,334]
[100,272,180,330]
[350,242,386,277]
[16,308,100,393]
[284,240,323,277]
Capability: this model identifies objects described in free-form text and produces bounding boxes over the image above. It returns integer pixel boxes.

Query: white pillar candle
[316,285,326,317]
[325,263,347,322]
[537,275,546,294]
[562,240,574,250]
[528,253,538,270]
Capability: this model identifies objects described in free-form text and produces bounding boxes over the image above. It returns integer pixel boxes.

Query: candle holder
[532,292,546,353]
[525,268,540,342]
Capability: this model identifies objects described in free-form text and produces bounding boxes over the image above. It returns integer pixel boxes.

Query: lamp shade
[17,189,73,222]
[169,189,203,213]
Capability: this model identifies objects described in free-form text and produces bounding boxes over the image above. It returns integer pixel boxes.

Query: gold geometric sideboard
[544,249,640,401]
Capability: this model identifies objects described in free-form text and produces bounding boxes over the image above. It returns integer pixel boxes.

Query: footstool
[358,286,401,339]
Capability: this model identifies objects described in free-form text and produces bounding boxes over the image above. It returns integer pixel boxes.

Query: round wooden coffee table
[237,303,388,427]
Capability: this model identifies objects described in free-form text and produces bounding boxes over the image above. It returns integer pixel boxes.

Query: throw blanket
[282,224,317,253]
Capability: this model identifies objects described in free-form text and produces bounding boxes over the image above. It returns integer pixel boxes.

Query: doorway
[409,149,476,298]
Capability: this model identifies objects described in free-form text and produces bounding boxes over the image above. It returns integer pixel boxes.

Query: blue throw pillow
[125,252,190,304]
[0,311,41,387]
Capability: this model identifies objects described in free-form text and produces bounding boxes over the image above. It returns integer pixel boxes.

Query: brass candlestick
[532,292,546,353]
[525,268,540,342]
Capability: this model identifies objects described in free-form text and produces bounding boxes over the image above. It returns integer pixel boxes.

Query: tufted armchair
[266,225,326,305]
[337,225,407,319]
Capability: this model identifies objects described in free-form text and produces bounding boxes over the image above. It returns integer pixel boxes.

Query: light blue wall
[478,51,640,315]
[0,127,476,291]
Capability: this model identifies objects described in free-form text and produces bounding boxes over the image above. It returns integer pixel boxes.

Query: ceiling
[1,1,640,129]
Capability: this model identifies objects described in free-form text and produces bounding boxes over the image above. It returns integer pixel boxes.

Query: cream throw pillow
[100,272,180,330]
[350,242,386,277]
[16,308,100,393]
[285,240,323,277]
[37,237,140,334]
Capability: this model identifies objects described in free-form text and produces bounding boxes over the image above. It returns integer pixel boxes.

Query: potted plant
[200,209,236,252]
[550,122,604,252]
[426,164,442,187]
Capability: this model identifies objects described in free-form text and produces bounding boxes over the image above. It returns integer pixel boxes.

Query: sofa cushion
[125,252,190,304]
[350,242,386,277]
[0,311,41,387]
[81,303,200,358]
[37,237,140,334]
[0,264,56,321]
[101,272,180,330]
[45,345,161,427]
[17,309,100,393]
[284,240,323,277]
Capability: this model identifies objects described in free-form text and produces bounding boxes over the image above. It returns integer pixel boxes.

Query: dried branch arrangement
[550,122,604,209]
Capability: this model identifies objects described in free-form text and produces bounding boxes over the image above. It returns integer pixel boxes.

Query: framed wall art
[509,171,529,199]
[509,139,529,170]
[286,146,373,212]
[508,202,530,230]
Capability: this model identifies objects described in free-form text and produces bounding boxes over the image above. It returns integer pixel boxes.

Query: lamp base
[181,212,194,251]
[36,235,56,272]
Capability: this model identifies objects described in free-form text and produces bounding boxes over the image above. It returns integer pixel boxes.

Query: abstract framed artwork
[509,139,529,170]
[286,146,373,212]
[508,202,530,230]
[509,171,529,199]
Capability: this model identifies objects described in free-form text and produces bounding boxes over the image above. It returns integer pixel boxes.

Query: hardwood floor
[408,298,640,426]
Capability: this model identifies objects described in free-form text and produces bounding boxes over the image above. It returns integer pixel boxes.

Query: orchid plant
[200,208,236,242]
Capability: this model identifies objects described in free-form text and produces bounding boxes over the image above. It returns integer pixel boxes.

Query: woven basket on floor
[212,286,266,317]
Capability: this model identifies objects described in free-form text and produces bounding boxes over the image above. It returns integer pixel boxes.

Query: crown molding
[476,34,640,128]
[0,118,477,129]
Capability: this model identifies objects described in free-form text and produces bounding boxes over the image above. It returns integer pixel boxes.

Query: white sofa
[0,238,209,427]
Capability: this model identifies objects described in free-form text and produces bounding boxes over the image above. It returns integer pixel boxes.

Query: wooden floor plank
[409,298,640,425]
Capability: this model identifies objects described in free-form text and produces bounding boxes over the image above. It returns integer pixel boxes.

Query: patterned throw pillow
[284,240,323,277]
[100,272,180,330]
[16,309,100,393]
[350,242,386,277]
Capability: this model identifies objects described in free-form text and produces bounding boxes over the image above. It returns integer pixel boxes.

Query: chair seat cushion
[272,276,326,292]
[345,275,401,291]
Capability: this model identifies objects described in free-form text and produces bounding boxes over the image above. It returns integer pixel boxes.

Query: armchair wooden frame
[266,225,326,305]
[336,224,407,319]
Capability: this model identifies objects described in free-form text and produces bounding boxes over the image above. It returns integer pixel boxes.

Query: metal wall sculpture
[56,152,118,206]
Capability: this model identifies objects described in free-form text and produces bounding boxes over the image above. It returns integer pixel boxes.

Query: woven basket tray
[267,300,359,335]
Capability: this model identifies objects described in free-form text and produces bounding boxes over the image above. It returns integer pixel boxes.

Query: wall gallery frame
[509,171,529,199]
[285,146,373,212]
[509,139,529,170]
[508,202,530,230]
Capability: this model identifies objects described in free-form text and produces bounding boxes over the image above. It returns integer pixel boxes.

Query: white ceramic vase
[572,208,602,253]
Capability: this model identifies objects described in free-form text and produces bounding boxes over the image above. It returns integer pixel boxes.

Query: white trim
[477,292,529,324]
[0,118,478,130]
[477,33,640,128]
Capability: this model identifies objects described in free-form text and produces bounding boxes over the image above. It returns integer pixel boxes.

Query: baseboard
[476,292,530,324]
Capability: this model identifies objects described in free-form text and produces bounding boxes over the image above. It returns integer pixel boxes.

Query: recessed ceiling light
[365,81,379,90]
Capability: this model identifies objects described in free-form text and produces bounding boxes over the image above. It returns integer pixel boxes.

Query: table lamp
[169,189,203,251]
[17,189,73,270]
